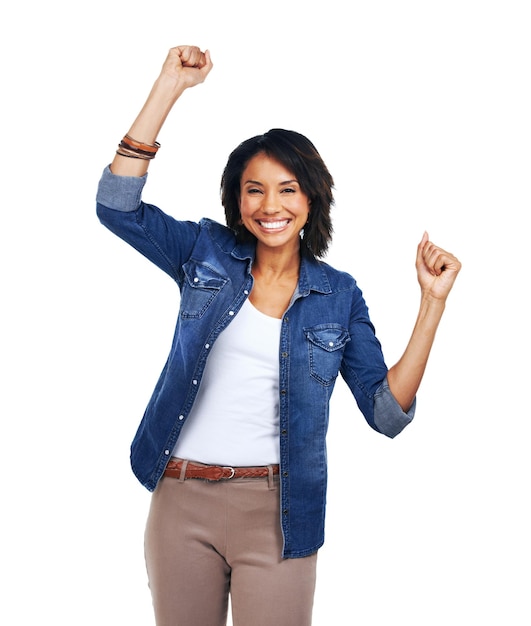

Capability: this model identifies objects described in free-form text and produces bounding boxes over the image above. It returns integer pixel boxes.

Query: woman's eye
[247,188,262,194]
[281,188,296,193]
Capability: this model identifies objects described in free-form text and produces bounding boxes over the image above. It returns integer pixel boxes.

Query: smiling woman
[222,128,334,260]
[222,136,332,318]
[95,44,461,626]
[240,153,310,246]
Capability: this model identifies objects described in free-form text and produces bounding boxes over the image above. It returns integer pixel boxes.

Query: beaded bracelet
[115,148,152,160]
[124,134,161,152]
[116,134,161,160]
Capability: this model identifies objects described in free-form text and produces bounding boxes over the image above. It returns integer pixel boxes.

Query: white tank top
[171,298,282,466]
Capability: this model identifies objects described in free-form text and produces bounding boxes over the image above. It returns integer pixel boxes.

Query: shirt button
[229,311,235,316]
[192,380,198,385]
[193,277,199,283]
[164,449,170,455]
[244,290,249,295]
[178,415,184,421]
[329,342,334,347]
[281,352,288,358]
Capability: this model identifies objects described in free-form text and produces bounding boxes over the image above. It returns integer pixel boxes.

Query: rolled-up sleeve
[373,377,415,438]
[96,165,147,212]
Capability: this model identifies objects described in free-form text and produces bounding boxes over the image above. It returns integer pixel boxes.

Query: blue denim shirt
[96,166,415,558]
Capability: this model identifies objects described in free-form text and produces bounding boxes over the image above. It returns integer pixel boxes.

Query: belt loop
[179,459,189,482]
[267,464,275,490]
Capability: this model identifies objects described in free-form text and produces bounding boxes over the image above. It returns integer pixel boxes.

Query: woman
[96,46,461,626]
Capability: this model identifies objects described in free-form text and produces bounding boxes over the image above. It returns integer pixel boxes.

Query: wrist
[152,72,188,100]
[416,293,446,334]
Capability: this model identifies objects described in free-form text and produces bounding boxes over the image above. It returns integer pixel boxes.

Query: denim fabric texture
[96,166,415,558]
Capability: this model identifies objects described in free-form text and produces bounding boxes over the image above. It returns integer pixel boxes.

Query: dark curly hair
[221,129,334,258]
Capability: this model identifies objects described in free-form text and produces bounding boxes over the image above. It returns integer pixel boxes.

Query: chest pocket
[304,324,350,385]
[181,260,228,319]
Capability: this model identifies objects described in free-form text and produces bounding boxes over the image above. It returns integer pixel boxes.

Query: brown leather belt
[164,458,280,481]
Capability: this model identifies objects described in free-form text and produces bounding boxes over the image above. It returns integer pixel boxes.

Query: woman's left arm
[386,232,462,411]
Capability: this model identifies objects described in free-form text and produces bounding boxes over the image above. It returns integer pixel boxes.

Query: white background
[2,1,530,624]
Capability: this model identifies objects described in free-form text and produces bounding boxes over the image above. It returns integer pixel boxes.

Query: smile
[257,219,290,230]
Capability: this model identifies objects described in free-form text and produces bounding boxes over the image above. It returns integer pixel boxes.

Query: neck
[253,244,301,280]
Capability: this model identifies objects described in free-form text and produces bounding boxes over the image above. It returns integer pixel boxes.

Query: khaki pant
[144,466,317,626]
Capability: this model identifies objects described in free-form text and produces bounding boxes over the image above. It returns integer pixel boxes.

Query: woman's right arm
[110,46,213,178]
[96,46,213,280]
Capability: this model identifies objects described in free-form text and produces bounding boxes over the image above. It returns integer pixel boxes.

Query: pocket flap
[304,324,350,352]
[183,260,227,290]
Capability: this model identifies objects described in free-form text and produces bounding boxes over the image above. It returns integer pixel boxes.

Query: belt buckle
[222,466,235,479]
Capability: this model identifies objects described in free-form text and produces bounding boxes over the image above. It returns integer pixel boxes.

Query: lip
[256,219,291,231]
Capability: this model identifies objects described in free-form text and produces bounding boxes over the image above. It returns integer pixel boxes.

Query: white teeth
[259,220,289,229]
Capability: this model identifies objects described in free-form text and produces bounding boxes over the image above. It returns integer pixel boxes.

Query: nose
[262,192,281,214]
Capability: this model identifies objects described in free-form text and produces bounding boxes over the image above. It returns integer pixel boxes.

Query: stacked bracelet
[116,134,161,160]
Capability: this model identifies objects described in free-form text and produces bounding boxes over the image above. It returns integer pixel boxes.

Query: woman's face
[239,153,310,254]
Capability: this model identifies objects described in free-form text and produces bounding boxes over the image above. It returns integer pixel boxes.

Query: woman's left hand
[416,231,462,301]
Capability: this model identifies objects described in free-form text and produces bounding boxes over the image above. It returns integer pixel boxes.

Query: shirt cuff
[373,377,416,438]
[96,165,148,212]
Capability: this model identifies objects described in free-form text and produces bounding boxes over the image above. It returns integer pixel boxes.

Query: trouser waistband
[164,458,280,481]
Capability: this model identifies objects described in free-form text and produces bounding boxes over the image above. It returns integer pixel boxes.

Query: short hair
[221,129,334,258]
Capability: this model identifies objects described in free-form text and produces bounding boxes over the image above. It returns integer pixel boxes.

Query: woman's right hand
[158,45,213,91]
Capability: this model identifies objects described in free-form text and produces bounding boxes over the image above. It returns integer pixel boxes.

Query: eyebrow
[243,179,299,186]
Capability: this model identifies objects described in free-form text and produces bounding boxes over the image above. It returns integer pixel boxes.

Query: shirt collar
[231,239,332,296]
